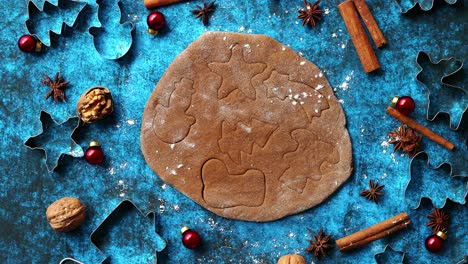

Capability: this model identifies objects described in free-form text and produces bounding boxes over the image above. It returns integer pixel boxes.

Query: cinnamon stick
[386,107,455,150]
[353,0,386,48]
[336,212,410,252]
[144,0,182,9]
[338,0,380,73]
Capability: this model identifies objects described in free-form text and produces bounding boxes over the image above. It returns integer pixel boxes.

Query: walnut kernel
[77,87,113,123]
[46,197,86,232]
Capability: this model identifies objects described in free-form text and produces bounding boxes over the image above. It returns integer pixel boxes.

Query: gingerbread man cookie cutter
[393,0,460,14]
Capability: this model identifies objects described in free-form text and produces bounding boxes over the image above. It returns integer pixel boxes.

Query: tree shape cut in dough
[152,78,195,144]
[201,159,266,208]
[208,44,267,99]
[218,119,278,164]
[264,71,329,122]
[280,129,339,193]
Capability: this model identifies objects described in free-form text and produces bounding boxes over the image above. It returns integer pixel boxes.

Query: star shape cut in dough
[209,44,266,99]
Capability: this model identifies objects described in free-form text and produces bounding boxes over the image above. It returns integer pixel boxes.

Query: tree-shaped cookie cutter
[60,199,167,263]
[24,111,83,172]
[25,0,87,47]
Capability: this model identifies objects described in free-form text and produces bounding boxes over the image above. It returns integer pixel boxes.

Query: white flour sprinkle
[341,43,347,49]
[239,26,245,32]
[300,61,306,65]
[332,33,337,38]
[126,119,135,125]
[177,164,184,168]
[338,70,354,91]
[170,144,175,149]
[324,8,330,14]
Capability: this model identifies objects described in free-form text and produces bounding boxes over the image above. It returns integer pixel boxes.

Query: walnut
[77,87,113,123]
[46,197,86,232]
[277,254,306,264]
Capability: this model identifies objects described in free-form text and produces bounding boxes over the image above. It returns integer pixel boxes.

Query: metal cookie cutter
[393,0,460,14]
[374,245,406,264]
[415,51,467,131]
[24,111,83,172]
[405,152,467,209]
[60,200,166,263]
[88,0,135,60]
[25,0,87,47]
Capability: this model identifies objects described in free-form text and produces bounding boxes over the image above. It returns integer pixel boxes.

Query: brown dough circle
[141,32,352,222]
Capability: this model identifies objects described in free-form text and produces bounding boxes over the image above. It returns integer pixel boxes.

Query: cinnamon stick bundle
[386,107,455,150]
[144,0,182,9]
[338,1,380,73]
[336,212,410,252]
[353,0,386,48]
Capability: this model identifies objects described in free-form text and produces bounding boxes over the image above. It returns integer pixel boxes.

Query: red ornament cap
[18,34,42,53]
[181,226,201,249]
[392,96,415,116]
[147,11,166,35]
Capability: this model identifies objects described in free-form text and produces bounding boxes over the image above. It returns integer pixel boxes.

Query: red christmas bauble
[181,226,201,249]
[425,233,445,253]
[393,96,415,116]
[85,141,104,165]
[18,34,40,53]
[147,11,166,34]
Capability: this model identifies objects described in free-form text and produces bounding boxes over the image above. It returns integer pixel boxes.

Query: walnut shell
[46,197,86,232]
[77,86,113,123]
[277,254,306,264]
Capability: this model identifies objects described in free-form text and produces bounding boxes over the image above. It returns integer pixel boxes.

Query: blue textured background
[1,0,466,263]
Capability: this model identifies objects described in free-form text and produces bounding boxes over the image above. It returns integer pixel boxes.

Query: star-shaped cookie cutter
[416,51,467,131]
[24,111,83,172]
[25,0,88,47]
[60,199,167,263]
[374,245,406,264]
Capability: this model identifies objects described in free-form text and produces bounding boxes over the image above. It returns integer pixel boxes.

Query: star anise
[306,228,333,257]
[427,208,450,234]
[388,125,422,157]
[298,0,325,29]
[191,0,216,25]
[42,72,70,103]
[360,179,384,204]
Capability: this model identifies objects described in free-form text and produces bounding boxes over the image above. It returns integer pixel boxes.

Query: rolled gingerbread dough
[141,32,352,222]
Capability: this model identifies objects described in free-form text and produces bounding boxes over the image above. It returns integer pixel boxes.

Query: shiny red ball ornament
[425,231,447,253]
[181,226,201,249]
[147,11,166,35]
[85,141,104,165]
[18,34,42,53]
[392,96,416,116]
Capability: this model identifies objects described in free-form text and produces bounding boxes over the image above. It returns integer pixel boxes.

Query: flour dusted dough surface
[141,32,352,222]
